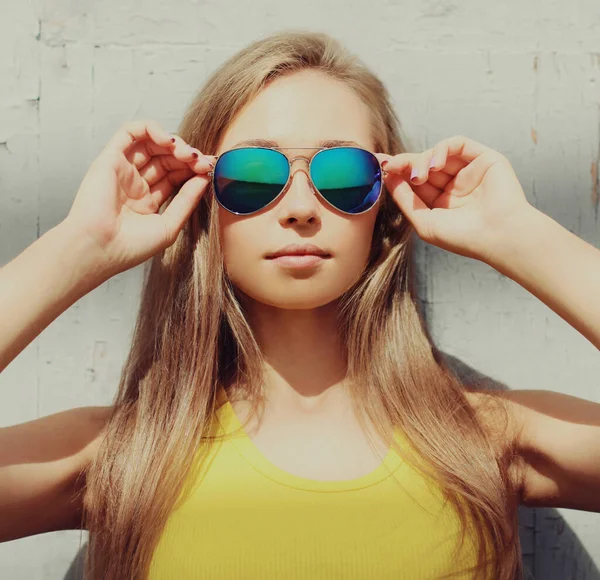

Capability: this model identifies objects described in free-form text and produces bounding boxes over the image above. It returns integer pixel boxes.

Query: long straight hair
[82,30,524,579]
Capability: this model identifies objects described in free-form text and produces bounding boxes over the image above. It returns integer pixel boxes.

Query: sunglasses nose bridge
[289,154,317,178]
[288,155,311,175]
[289,155,310,164]
[286,155,316,192]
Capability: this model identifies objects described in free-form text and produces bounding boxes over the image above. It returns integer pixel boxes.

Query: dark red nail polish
[170,138,176,143]
[191,151,199,159]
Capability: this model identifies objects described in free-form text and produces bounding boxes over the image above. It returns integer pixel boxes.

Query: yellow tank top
[148,387,483,579]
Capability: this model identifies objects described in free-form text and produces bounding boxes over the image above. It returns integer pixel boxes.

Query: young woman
[0,30,599,580]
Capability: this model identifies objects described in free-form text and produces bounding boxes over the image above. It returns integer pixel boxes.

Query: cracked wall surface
[1,0,600,578]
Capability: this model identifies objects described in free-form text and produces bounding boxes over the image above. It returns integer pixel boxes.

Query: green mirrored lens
[310,147,382,214]
[213,148,289,214]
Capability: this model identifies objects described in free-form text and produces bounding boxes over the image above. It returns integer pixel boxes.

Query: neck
[244,298,350,410]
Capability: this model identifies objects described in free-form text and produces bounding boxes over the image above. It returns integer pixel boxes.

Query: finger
[159,175,211,245]
[406,148,435,186]
[376,150,468,187]
[385,173,433,239]
[105,119,174,156]
[429,143,447,173]
[380,157,459,195]
[411,136,494,184]
[187,150,218,174]
[149,167,199,210]
[428,141,457,173]
[409,146,464,184]
[169,138,218,173]
[129,137,216,179]
[437,156,469,176]
[162,141,217,174]
[385,149,442,205]
[375,152,419,179]
[405,151,469,187]
[444,151,503,198]
[425,168,455,191]
[415,156,467,190]
[412,181,443,208]
[170,135,199,163]
[437,135,499,165]
[127,140,175,169]
[110,153,151,202]
[139,156,196,187]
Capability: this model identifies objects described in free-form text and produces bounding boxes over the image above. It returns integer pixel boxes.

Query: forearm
[0,221,112,373]
[488,206,600,350]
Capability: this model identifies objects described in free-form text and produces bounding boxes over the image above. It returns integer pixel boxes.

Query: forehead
[217,70,374,155]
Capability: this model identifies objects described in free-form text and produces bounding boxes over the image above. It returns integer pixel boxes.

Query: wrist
[483,205,548,276]
[52,219,117,288]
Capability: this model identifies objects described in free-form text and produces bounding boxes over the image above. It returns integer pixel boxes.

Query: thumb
[385,172,433,239]
[160,174,210,244]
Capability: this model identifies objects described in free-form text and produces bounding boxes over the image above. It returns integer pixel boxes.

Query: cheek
[219,217,259,283]
[333,218,377,282]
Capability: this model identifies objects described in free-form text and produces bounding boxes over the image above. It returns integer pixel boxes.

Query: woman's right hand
[63,119,216,277]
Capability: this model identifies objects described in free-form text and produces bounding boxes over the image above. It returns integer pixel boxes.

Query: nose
[277,156,320,225]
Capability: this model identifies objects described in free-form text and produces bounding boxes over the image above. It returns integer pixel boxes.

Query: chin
[234,280,350,311]
[254,295,339,310]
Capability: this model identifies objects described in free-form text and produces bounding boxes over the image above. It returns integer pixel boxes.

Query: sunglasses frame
[207,145,387,216]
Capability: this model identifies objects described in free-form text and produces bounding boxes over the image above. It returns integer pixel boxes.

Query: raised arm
[0,222,110,373]
[0,119,215,540]
[489,206,600,351]
[378,135,600,511]
[1,120,216,373]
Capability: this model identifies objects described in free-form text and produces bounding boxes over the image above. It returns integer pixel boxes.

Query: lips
[265,243,331,259]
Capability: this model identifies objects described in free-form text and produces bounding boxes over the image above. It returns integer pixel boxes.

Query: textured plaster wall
[0,0,599,578]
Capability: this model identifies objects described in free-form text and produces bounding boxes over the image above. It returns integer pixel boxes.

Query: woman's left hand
[375,135,534,264]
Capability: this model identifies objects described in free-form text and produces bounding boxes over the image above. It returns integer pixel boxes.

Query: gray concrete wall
[1,1,599,578]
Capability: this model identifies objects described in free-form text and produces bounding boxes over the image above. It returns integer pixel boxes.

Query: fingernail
[204,155,215,168]
[170,137,176,144]
[429,156,437,169]
[410,166,419,182]
[381,160,388,170]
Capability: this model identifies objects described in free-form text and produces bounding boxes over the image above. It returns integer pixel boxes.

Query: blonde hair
[81,30,523,579]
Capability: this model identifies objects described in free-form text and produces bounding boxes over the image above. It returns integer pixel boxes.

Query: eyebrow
[230,138,363,149]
